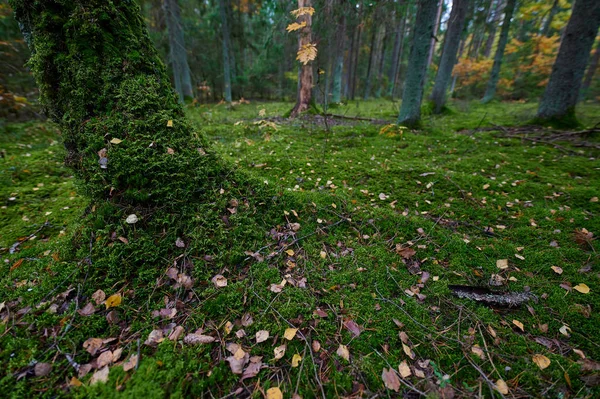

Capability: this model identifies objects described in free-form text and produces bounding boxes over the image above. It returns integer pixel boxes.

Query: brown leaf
[343,319,361,338]
[241,360,262,381]
[91,290,106,305]
[398,360,411,378]
[34,362,52,377]
[532,354,551,370]
[337,344,350,361]
[255,330,269,343]
[77,302,96,317]
[144,329,164,347]
[211,274,227,288]
[97,351,114,368]
[241,313,253,327]
[89,366,109,385]
[382,368,400,392]
[168,325,185,341]
[122,355,138,372]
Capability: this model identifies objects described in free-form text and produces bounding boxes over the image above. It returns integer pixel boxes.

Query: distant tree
[426,0,443,69]
[537,0,600,125]
[164,0,194,102]
[219,0,233,103]
[430,0,468,113]
[397,0,439,128]
[364,6,386,99]
[483,0,504,58]
[481,0,517,103]
[581,40,600,100]
[388,4,407,98]
[542,0,560,37]
[290,0,315,117]
[331,2,346,104]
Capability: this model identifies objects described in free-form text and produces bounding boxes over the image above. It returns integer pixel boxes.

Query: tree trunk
[481,0,517,104]
[580,40,600,99]
[537,0,600,124]
[363,24,378,100]
[388,9,407,98]
[483,0,504,58]
[430,0,468,113]
[398,0,439,127]
[164,0,194,102]
[219,0,233,103]
[291,0,314,117]
[331,12,346,104]
[364,19,385,100]
[375,26,388,98]
[542,0,560,37]
[349,22,362,100]
[426,0,443,69]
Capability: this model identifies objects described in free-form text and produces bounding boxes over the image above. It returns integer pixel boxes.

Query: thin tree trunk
[291,0,314,117]
[219,0,232,103]
[350,23,362,100]
[388,9,407,98]
[580,40,600,99]
[164,0,194,102]
[363,24,378,100]
[483,0,504,58]
[426,0,444,69]
[375,27,388,98]
[364,19,385,99]
[430,0,468,113]
[537,0,600,124]
[481,0,517,104]
[398,0,439,127]
[332,12,346,104]
[542,0,560,37]
[345,23,356,99]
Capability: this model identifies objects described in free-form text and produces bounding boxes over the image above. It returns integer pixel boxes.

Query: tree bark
[481,0,517,104]
[580,40,600,99]
[483,0,504,58]
[219,0,233,103]
[331,11,346,104]
[426,0,443,69]
[537,0,600,124]
[388,8,407,98]
[398,0,439,128]
[364,16,385,100]
[164,0,194,102]
[291,0,314,117]
[430,0,468,113]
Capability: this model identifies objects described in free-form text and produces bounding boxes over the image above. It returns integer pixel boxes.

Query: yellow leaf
[402,343,415,359]
[320,251,327,259]
[284,328,298,341]
[110,138,122,144]
[69,377,83,387]
[574,283,590,294]
[513,319,524,331]
[105,293,122,309]
[495,379,509,394]
[296,43,318,65]
[532,354,551,370]
[167,120,173,127]
[266,387,283,399]
[551,266,563,274]
[496,259,509,269]
[290,7,315,18]
[224,321,233,335]
[285,249,295,256]
[398,360,411,378]
[286,21,307,32]
[291,353,302,367]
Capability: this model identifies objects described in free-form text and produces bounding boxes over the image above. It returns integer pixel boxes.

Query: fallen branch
[449,285,534,308]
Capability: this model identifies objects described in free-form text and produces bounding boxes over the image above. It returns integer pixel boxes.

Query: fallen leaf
[109,138,122,144]
[168,325,185,341]
[125,214,138,224]
[382,368,400,392]
[91,290,106,305]
[34,362,52,377]
[495,379,509,395]
[574,283,590,294]
[398,360,411,378]
[274,345,286,360]
[241,360,262,380]
[105,293,122,309]
[144,330,164,346]
[167,120,173,127]
[559,325,571,336]
[69,377,83,387]
[256,330,269,343]
[551,266,563,274]
[402,343,415,359]
[97,351,114,368]
[284,328,298,341]
[471,345,485,359]
[532,354,551,370]
[89,366,109,385]
[513,319,524,332]
[122,354,138,372]
[496,259,509,269]
[312,340,321,352]
[241,313,253,327]
[211,274,227,288]
[337,344,350,361]
[77,302,95,317]
[291,353,302,367]
[344,319,361,337]
[266,387,283,399]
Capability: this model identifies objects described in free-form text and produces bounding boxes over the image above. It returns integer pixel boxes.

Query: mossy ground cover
[1,99,599,398]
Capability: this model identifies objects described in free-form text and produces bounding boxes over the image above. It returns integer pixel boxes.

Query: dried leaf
[312,340,321,352]
[122,355,138,372]
[144,329,164,347]
[125,214,138,224]
[105,293,122,309]
[291,353,302,367]
[241,313,253,327]
[495,379,509,395]
[90,366,109,385]
[344,319,361,337]
[168,325,184,341]
[97,351,114,368]
[77,302,96,317]
[109,138,122,144]
[166,120,173,127]
[532,354,551,370]
[266,387,283,399]
[212,274,227,288]
[382,368,400,392]
[496,259,509,269]
[91,290,106,305]
[256,330,269,343]
[290,7,315,17]
[337,344,350,361]
[296,43,318,65]
[513,319,524,332]
[574,283,590,294]
[34,362,52,377]
[284,328,298,341]
[398,360,411,378]
[241,360,262,380]
[274,345,286,360]
[402,343,415,359]
[551,266,563,274]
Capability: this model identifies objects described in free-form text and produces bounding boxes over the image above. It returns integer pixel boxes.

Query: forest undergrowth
[1,100,599,398]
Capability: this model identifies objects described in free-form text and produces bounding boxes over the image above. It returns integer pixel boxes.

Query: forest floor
[1,99,599,398]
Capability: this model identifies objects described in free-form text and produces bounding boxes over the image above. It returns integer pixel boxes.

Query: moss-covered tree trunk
[481,0,516,104]
[290,0,313,117]
[397,0,438,128]
[8,0,260,285]
[219,0,233,103]
[164,0,194,102]
[429,0,468,114]
[536,0,600,125]
[331,11,345,104]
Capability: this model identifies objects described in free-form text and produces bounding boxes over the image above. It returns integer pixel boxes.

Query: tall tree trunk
[430,0,468,113]
[164,0,194,102]
[364,19,385,99]
[219,0,233,103]
[537,0,600,124]
[481,0,517,103]
[483,0,504,58]
[363,24,378,100]
[580,40,600,99]
[397,0,439,127]
[349,22,362,100]
[291,0,314,117]
[388,9,407,98]
[375,27,388,98]
[332,13,346,104]
[542,0,560,37]
[426,0,444,69]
